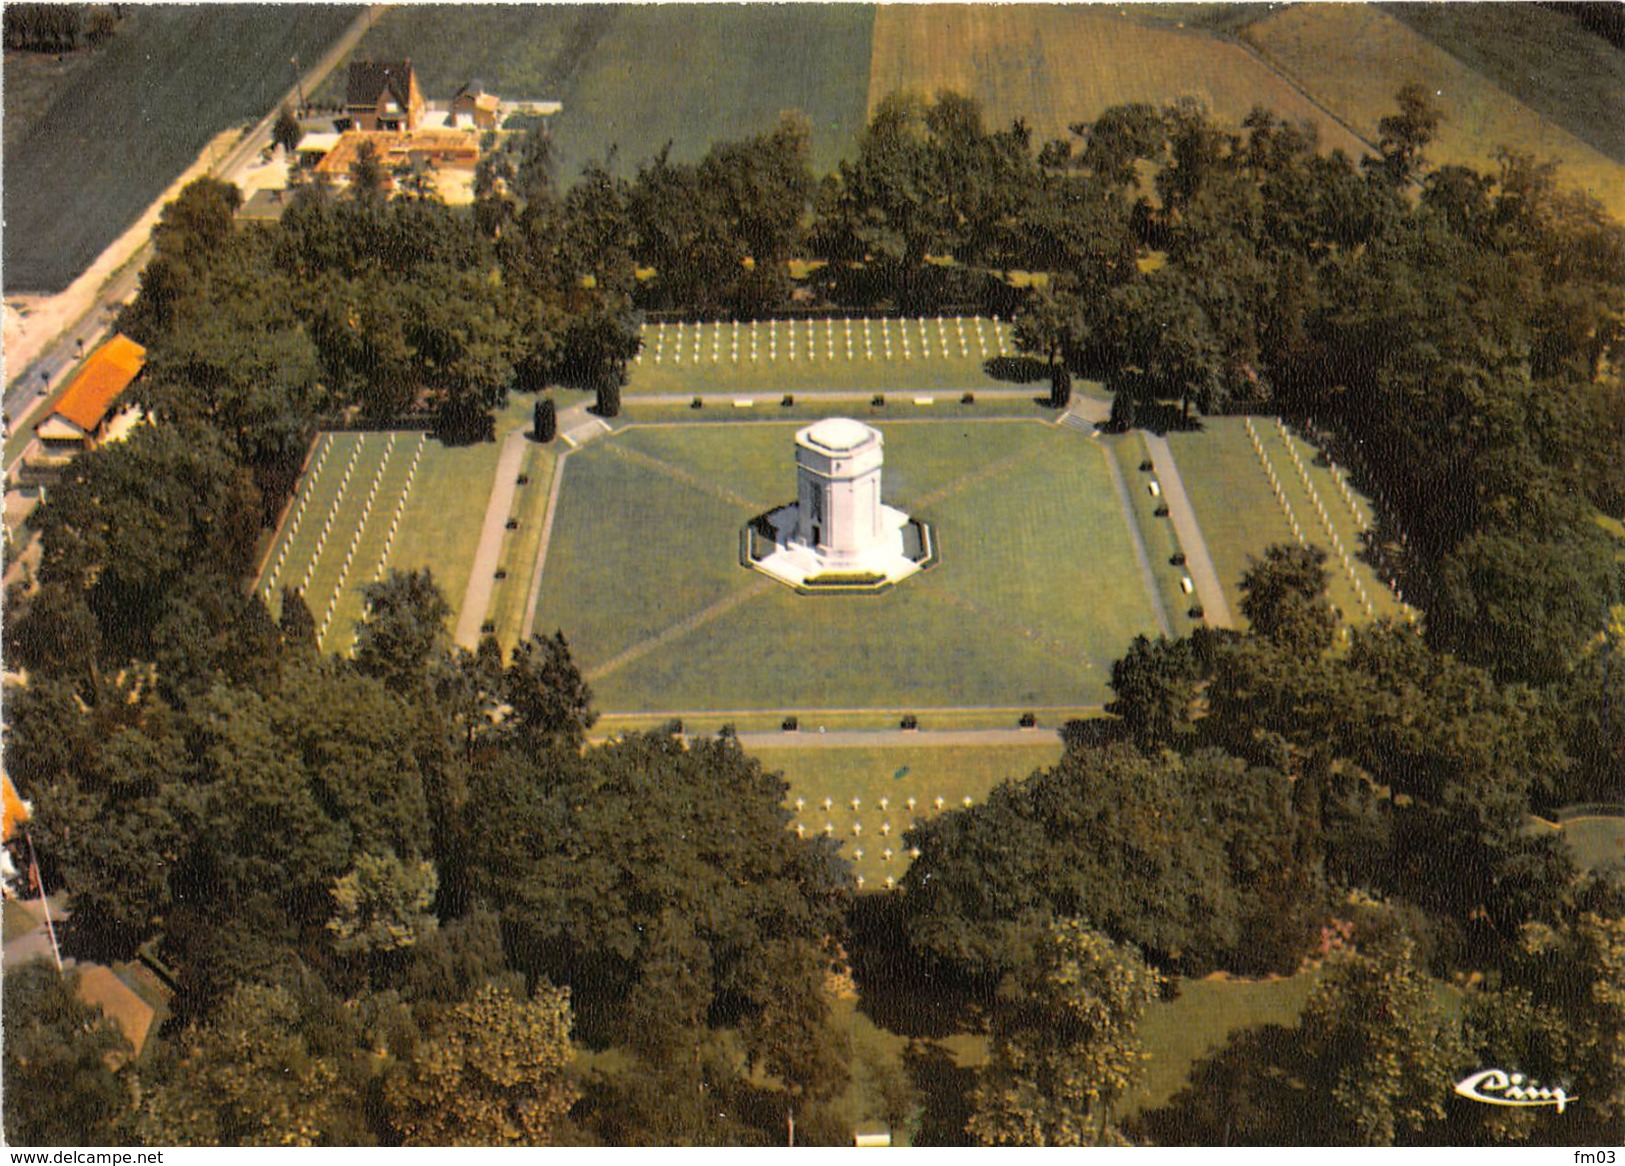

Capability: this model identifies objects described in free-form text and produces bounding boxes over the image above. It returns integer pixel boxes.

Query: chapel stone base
[743,503,935,593]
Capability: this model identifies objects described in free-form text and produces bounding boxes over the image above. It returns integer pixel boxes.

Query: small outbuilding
[33,334,146,457]
[448,80,501,130]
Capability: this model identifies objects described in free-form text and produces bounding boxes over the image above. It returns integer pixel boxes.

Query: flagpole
[24,832,62,972]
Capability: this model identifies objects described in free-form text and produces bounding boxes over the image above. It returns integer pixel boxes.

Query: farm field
[1243,3,1625,221]
[314,4,874,182]
[1380,2,1625,164]
[866,5,1372,158]
[535,418,1164,715]
[1166,418,1404,628]
[2,4,360,293]
[751,742,1063,886]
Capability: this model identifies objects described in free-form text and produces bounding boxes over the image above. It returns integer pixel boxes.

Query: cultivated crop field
[866,5,1372,157]
[1380,1,1625,165]
[1242,3,1625,220]
[313,3,875,181]
[2,4,359,293]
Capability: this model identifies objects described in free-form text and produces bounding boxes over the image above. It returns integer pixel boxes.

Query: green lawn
[627,316,1032,397]
[484,441,560,649]
[1109,431,1199,629]
[315,4,875,183]
[382,435,505,640]
[2,898,39,943]
[751,742,1063,886]
[1558,816,1625,875]
[1166,418,1403,627]
[537,419,1165,715]
[1125,970,1322,1116]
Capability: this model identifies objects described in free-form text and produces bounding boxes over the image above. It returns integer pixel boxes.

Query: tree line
[899,545,1624,1145]
[6,569,854,1145]
[3,3,119,53]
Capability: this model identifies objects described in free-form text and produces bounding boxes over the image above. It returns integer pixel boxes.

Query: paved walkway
[732,726,1067,749]
[623,386,1070,406]
[454,430,529,648]
[1142,431,1236,629]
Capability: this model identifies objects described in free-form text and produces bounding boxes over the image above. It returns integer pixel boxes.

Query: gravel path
[1142,430,1236,629]
[453,430,529,648]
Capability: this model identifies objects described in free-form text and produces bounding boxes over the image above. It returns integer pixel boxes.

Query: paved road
[454,430,529,648]
[1142,431,1236,629]
[3,6,383,473]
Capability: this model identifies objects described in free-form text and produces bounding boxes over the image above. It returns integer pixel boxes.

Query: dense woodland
[4,87,1623,1146]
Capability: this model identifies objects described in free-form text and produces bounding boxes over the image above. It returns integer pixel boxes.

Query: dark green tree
[1298,909,1467,1145]
[383,982,577,1145]
[348,139,389,205]
[969,919,1160,1146]
[534,396,557,443]
[1238,542,1339,659]
[2,961,133,1146]
[272,105,303,155]
[1106,633,1206,748]
[353,569,454,694]
[136,982,364,1145]
[279,588,317,652]
[502,630,597,750]
[1367,83,1442,188]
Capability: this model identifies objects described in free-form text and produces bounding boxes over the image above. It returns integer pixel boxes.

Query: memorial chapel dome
[803,416,876,453]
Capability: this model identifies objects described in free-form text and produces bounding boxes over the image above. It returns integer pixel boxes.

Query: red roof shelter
[35,334,146,453]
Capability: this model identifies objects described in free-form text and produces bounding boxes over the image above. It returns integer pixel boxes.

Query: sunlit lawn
[538,419,1165,715]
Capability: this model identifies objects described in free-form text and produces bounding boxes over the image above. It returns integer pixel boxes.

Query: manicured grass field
[484,441,560,649]
[1125,970,1322,1116]
[315,4,874,182]
[1165,418,1403,627]
[751,742,1063,885]
[2,898,39,944]
[3,5,359,292]
[627,315,1023,396]
[1109,431,1200,629]
[1243,4,1625,221]
[536,419,1166,716]
[867,5,1372,159]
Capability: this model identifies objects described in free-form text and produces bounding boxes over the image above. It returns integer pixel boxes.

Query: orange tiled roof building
[34,334,146,456]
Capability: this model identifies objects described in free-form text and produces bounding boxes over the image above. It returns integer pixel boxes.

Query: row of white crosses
[1245,416,1309,550]
[636,315,1010,367]
[1273,418,1376,619]
[295,435,367,596]
[349,433,429,653]
[316,433,403,645]
[263,433,337,602]
[1301,420,1417,622]
[789,791,980,883]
